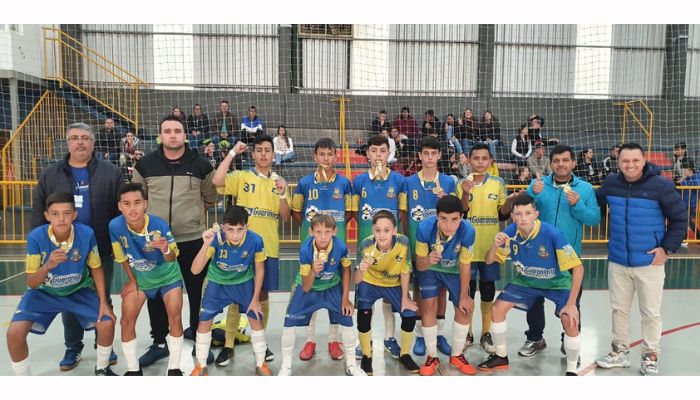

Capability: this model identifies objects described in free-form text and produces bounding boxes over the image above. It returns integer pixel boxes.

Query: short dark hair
[223,205,249,226]
[159,115,186,133]
[620,142,645,155]
[119,182,147,200]
[611,144,621,150]
[314,138,337,153]
[420,136,441,152]
[367,134,390,149]
[253,134,274,149]
[46,192,75,211]
[512,193,536,210]
[436,195,463,215]
[447,113,455,119]
[549,144,575,160]
[249,105,257,111]
[469,142,492,158]
[193,104,201,109]
[372,210,396,227]
[379,109,387,114]
[220,100,229,105]
[425,109,435,116]
[674,142,687,150]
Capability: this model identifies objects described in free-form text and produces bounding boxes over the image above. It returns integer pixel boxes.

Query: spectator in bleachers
[392,106,420,156]
[119,130,141,167]
[443,113,463,156]
[421,109,442,137]
[512,165,532,186]
[527,141,551,179]
[371,109,391,137]
[240,105,265,147]
[171,106,187,125]
[186,104,210,152]
[673,142,695,185]
[603,144,621,176]
[456,107,479,156]
[379,128,397,165]
[680,163,700,233]
[202,141,219,169]
[575,148,604,185]
[125,148,144,182]
[273,125,296,167]
[511,124,532,167]
[212,100,238,146]
[478,110,502,157]
[96,117,121,164]
[527,114,559,146]
[390,127,407,161]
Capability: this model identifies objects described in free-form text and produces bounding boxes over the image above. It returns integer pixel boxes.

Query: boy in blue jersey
[405,137,456,357]
[109,183,185,376]
[415,195,476,376]
[7,192,116,376]
[189,206,271,376]
[352,134,408,358]
[278,214,366,376]
[291,138,353,361]
[479,194,583,376]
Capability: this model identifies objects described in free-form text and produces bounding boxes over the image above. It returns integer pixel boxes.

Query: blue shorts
[142,280,183,300]
[12,287,113,334]
[418,270,464,307]
[283,283,353,328]
[356,281,416,318]
[497,283,571,317]
[470,261,501,281]
[262,257,279,291]
[199,280,260,321]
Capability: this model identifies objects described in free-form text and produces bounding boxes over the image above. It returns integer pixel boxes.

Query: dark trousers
[525,285,583,342]
[146,238,206,344]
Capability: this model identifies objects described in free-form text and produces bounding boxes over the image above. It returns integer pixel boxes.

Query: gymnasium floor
[1,249,698,377]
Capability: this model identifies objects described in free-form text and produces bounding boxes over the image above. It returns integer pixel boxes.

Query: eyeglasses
[67,136,94,143]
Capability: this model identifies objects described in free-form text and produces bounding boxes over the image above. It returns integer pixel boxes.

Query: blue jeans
[461,139,474,156]
[463,140,499,158]
[275,151,296,166]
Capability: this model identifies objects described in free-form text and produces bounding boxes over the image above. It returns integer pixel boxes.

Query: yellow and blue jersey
[205,230,267,285]
[352,170,407,245]
[406,171,457,256]
[415,216,475,274]
[492,220,581,290]
[296,236,352,291]
[292,172,353,243]
[110,214,182,291]
[25,223,101,297]
[357,234,411,287]
[455,174,507,261]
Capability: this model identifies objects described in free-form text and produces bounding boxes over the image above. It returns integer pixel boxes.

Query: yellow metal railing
[0,181,38,244]
[43,27,148,132]
[615,100,653,155]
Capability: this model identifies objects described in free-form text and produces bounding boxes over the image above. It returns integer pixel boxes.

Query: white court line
[0,271,25,284]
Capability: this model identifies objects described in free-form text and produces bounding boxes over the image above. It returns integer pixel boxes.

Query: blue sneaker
[109,350,118,366]
[437,335,452,356]
[138,343,169,367]
[383,337,400,359]
[413,337,426,356]
[59,347,83,371]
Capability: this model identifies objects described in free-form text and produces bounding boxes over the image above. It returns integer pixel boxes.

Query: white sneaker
[345,365,367,376]
[595,348,630,369]
[277,366,293,376]
[641,353,659,376]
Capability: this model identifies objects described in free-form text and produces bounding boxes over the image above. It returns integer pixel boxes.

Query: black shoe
[477,354,510,371]
[183,327,196,341]
[215,347,234,367]
[360,355,373,376]
[191,347,216,365]
[95,366,118,376]
[124,369,143,376]
[167,368,184,376]
[399,354,420,373]
[566,371,578,376]
[138,343,169,367]
[265,347,275,362]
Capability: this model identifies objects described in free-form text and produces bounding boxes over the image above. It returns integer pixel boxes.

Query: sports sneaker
[517,338,546,357]
[595,346,630,369]
[449,354,477,375]
[463,332,474,351]
[124,369,143,376]
[436,335,452,356]
[215,347,234,367]
[399,354,420,373]
[566,371,578,376]
[413,337,426,356]
[138,343,169,367]
[299,341,316,361]
[480,333,496,354]
[264,347,275,362]
[360,355,373,375]
[419,356,440,376]
[59,347,82,371]
[109,350,118,366]
[478,354,510,371]
[190,364,209,376]
[278,366,292,376]
[94,366,117,376]
[384,337,400,359]
[235,327,251,344]
[255,363,273,376]
[183,326,196,341]
[167,368,184,376]
[641,353,659,376]
[345,365,367,376]
[328,341,343,360]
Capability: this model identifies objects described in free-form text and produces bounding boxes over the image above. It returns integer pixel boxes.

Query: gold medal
[563,184,571,193]
[432,187,441,195]
[212,223,223,244]
[60,241,70,253]
[317,250,328,262]
[152,231,162,241]
[466,173,474,182]
[434,243,444,253]
[270,172,280,181]
[373,160,383,180]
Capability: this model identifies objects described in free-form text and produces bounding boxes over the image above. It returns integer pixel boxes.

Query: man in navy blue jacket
[594,143,687,376]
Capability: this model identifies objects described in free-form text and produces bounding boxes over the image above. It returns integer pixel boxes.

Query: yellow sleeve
[398,192,407,211]
[169,242,180,257]
[87,248,101,269]
[494,246,510,264]
[205,247,216,259]
[217,171,239,195]
[351,194,360,212]
[459,246,473,264]
[416,241,429,257]
[112,241,127,263]
[344,194,352,211]
[300,263,312,277]
[497,181,507,208]
[488,163,499,177]
[341,257,352,268]
[556,245,582,272]
[255,251,267,263]
[25,254,42,274]
[456,182,464,198]
[291,193,305,213]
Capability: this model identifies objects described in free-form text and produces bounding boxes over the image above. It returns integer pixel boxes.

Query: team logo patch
[330,258,336,265]
[242,250,249,258]
[410,205,425,221]
[361,204,373,220]
[538,245,549,258]
[386,186,396,199]
[396,255,403,262]
[70,249,81,262]
[306,205,320,222]
[454,245,461,254]
[332,188,342,200]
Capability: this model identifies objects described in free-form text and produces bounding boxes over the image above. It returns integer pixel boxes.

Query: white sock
[305,312,317,342]
[341,325,357,368]
[329,324,339,342]
[414,320,423,338]
[251,329,267,367]
[281,327,296,370]
[451,322,469,356]
[122,339,140,372]
[11,357,31,376]
[195,331,212,367]
[166,334,184,370]
[491,320,508,357]
[96,344,112,370]
[423,325,438,357]
[382,302,395,339]
[564,334,582,373]
[437,317,446,336]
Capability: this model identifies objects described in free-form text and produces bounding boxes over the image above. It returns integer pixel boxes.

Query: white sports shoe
[277,366,293,376]
[641,353,659,376]
[345,365,368,376]
[595,347,630,369]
